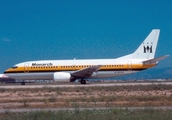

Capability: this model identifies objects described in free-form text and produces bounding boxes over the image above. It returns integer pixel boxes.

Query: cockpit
[11,66,18,69]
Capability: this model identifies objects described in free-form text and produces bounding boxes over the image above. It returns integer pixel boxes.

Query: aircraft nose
[4,69,10,74]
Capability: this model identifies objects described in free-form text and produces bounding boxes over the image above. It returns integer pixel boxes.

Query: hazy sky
[0,1,172,73]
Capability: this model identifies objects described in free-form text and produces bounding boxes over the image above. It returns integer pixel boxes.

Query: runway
[0,81,172,89]
[1,106,172,113]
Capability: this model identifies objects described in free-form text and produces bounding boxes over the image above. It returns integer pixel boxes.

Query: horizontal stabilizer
[143,55,169,64]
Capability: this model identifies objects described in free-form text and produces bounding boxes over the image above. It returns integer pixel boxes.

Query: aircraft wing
[143,55,169,64]
[71,65,102,78]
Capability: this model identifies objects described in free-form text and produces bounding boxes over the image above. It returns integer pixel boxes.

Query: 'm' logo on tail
[143,45,152,53]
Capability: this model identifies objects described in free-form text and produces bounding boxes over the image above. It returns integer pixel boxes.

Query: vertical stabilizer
[132,29,160,59]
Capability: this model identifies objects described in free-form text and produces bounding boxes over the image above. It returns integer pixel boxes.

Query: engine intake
[53,72,71,82]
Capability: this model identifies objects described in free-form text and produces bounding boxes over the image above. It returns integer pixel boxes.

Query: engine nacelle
[53,72,71,82]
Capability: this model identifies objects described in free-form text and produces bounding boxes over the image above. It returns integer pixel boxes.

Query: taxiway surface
[0,81,172,89]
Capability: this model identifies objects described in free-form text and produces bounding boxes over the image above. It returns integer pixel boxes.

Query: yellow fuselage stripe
[5,64,156,73]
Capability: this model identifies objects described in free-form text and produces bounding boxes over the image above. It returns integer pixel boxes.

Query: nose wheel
[80,79,86,84]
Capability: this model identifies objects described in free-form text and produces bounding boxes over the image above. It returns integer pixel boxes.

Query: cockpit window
[11,66,18,69]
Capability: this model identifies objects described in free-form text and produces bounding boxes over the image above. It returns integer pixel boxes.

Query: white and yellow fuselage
[4,58,156,80]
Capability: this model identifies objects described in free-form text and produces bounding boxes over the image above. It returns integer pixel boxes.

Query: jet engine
[53,72,71,82]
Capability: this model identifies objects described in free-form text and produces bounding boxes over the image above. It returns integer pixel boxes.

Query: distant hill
[116,67,172,80]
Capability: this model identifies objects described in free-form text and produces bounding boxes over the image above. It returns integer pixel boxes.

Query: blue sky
[0,0,172,73]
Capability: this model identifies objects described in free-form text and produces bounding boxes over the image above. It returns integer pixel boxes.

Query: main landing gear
[80,79,86,84]
[21,81,25,85]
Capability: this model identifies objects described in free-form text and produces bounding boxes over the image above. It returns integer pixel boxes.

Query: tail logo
[143,44,153,53]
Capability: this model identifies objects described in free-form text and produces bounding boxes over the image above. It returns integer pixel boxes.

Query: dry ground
[0,83,172,109]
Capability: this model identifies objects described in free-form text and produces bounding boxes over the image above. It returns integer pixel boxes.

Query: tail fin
[118,29,160,60]
[132,29,160,59]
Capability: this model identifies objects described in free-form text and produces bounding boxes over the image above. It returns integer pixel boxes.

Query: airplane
[4,29,169,85]
[0,74,16,83]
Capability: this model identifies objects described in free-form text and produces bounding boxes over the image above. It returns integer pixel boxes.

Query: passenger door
[127,61,132,71]
[24,63,29,73]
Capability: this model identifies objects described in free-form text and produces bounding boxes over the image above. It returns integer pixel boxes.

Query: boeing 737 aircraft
[4,29,168,85]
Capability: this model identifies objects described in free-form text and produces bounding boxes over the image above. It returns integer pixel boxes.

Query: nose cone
[4,69,8,74]
[4,68,12,74]
[4,65,18,74]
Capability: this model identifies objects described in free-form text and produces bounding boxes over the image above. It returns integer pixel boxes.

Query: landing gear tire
[80,79,86,84]
[21,82,25,85]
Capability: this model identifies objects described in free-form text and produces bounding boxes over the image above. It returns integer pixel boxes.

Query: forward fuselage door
[24,63,29,73]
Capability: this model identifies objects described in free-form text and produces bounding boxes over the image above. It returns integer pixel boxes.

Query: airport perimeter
[0,81,172,119]
[0,81,172,110]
